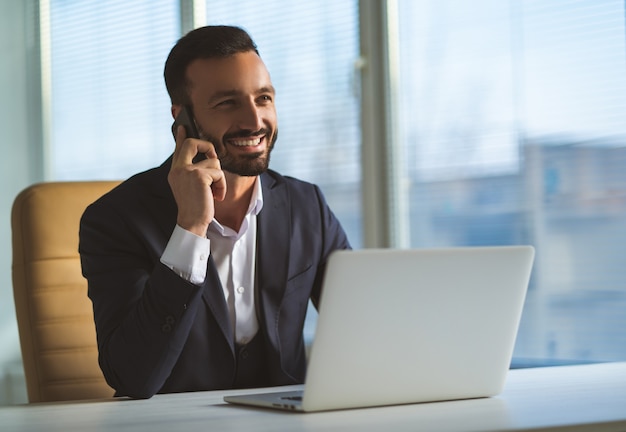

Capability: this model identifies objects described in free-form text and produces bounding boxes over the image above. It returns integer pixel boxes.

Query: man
[79,25,351,399]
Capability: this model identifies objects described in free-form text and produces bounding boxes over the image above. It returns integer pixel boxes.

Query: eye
[215,99,236,107]
[258,95,273,104]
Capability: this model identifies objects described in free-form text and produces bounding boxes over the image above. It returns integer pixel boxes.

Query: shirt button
[236,286,245,294]
[199,253,207,261]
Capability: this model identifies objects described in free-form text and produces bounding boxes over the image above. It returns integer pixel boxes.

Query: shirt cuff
[160,224,210,285]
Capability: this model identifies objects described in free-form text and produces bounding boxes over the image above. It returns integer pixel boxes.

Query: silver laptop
[224,245,535,412]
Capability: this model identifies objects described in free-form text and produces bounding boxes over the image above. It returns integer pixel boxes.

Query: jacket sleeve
[79,196,206,399]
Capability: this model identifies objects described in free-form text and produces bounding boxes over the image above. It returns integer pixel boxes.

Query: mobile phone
[171,105,206,162]
[171,105,199,139]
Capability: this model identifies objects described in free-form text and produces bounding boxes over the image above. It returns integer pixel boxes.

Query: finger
[190,141,220,166]
[172,125,191,166]
[210,171,227,201]
[173,130,213,167]
[174,125,187,150]
[203,143,219,160]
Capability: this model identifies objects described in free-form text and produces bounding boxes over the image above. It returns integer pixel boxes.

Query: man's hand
[168,125,226,237]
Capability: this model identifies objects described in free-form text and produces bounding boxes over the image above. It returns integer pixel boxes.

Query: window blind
[49,0,179,180]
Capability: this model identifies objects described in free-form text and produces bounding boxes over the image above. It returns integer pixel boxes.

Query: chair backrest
[11,181,120,403]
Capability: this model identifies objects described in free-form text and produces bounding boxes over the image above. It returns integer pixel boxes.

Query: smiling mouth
[229,136,264,147]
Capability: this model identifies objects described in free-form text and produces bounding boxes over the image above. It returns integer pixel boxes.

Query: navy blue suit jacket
[79,158,350,398]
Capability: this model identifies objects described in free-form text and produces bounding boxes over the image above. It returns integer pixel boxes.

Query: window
[48,0,179,180]
[397,0,626,365]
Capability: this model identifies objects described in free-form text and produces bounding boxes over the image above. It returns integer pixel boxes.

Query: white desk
[2,362,625,431]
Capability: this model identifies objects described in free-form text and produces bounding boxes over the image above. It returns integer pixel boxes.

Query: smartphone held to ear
[172,105,206,162]
[171,105,199,139]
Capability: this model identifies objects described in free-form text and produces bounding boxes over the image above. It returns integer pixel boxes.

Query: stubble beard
[199,128,278,177]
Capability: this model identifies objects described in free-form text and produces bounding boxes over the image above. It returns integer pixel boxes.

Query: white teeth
[231,137,262,147]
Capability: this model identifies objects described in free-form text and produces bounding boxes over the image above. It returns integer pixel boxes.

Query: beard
[199,127,277,176]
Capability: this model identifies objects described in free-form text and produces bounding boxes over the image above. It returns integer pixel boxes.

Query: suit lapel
[201,257,235,352]
[256,173,290,346]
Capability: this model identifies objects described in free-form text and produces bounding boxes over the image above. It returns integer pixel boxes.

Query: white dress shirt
[161,177,264,344]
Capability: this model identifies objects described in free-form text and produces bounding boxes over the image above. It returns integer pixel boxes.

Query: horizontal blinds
[49,0,179,180]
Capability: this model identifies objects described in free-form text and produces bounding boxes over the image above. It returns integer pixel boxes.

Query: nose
[236,99,264,132]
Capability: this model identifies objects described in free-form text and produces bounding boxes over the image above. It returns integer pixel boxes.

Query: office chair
[11,181,120,403]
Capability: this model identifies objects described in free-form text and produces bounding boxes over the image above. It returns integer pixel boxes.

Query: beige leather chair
[11,181,120,403]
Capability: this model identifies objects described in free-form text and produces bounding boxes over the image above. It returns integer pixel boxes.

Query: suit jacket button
[161,324,172,333]
[165,315,175,325]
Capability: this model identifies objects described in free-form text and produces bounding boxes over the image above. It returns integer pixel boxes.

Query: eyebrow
[207,86,276,104]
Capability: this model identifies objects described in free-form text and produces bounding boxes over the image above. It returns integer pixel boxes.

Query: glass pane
[398,0,626,365]
[49,0,180,180]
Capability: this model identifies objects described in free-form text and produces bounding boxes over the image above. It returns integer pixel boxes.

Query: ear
[171,105,182,119]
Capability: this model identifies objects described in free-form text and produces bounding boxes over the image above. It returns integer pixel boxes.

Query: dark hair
[164,25,259,104]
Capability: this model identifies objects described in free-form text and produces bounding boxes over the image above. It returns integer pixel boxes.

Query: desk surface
[2,362,625,432]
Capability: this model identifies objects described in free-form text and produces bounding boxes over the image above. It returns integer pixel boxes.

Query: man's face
[182,51,278,176]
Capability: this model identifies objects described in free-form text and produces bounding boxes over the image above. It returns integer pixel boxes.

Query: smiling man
[79,26,351,399]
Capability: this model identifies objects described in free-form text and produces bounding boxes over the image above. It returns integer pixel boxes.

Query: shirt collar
[248,175,264,216]
[210,176,263,236]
